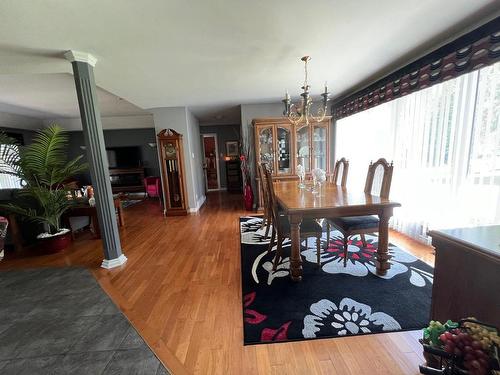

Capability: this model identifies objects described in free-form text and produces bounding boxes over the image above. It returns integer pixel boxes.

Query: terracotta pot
[243,183,254,211]
[38,232,72,253]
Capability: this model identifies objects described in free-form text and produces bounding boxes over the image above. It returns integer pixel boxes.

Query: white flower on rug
[302,297,401,338]
[408,266,434,287]
[241,217,272,245]
[262,257,290,285]
[302,234,431,287]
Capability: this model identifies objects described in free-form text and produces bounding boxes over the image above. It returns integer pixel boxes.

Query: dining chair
[261,163,323,270]
[330,157,349,187]
[326,158,349,244]
[257,163,272,238]
[326,158,394,266]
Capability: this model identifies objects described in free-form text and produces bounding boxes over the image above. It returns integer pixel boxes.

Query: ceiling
[0,73,146,119]
[0,0,499,124]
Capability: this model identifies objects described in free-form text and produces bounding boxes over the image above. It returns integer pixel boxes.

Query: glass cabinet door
[312,124,328,170]
[257,126,274,173]
[276,126,292,175]
[296,125,311,172]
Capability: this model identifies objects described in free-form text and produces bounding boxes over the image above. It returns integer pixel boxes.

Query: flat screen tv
[106,146,142,168]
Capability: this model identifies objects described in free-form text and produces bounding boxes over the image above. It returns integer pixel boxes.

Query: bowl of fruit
[419,318,499,375]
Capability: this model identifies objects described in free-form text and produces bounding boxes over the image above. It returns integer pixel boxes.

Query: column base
[101,254,127,269]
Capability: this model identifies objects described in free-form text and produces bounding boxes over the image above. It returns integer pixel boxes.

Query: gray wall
[0,126,37,145]
[199,124,240,188]
[151,107,205,211]
[66,128,160,184]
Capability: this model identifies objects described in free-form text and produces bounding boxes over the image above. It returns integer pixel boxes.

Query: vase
[243,183,254,211]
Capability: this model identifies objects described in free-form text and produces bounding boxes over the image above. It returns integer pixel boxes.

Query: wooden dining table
[273,180,401,281]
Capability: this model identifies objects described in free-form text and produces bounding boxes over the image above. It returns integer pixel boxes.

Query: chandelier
[282,56,330,126]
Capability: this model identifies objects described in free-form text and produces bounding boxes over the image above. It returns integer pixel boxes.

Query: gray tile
[27,290,119,319]
[0,268,98,298]
[156,363,171,375]
[103,348,161,375]
[119,326,146,349]
[59,351,115,375]
[0,354,64,375]
[0,294,43,321]
[0,316,98,360]
[69,314,130,353]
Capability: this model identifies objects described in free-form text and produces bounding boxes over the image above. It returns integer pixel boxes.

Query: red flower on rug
[260,321,292,342]
[244,292,267,324]
[326,238,377,260]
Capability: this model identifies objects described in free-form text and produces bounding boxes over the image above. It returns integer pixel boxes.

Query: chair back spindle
[331,157,349,187]
[364,158,394,199]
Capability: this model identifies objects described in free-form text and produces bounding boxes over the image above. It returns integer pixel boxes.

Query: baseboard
[188,195,206,213]
[101,254,128,269]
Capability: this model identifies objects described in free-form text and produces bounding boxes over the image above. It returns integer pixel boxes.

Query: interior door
[202,134,220,190]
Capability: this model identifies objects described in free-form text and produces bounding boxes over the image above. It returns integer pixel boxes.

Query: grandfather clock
[157,129,188,216]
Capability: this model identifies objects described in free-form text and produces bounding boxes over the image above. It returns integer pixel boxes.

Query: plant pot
[38,231,72,253]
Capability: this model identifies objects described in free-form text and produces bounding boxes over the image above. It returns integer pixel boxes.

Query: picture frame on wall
[225,141,239,156]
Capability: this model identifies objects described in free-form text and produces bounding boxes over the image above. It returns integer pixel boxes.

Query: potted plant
[0,125,87,252]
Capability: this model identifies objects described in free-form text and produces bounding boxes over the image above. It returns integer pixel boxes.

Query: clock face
[165,143,177,158]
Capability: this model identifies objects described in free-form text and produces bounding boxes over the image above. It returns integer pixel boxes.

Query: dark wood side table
[428,226,500,327]
[64,198,124,239]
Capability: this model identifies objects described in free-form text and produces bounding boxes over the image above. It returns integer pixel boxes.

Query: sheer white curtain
[336,63,500,243]
[0,144,22,189]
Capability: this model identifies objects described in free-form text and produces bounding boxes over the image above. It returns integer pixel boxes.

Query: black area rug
[240,216,433,345]
[0,267,170,375]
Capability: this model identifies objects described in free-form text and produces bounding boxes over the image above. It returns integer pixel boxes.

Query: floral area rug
[240,216,433,345]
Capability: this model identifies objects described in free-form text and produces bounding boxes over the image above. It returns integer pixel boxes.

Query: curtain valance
[332,16,500,120]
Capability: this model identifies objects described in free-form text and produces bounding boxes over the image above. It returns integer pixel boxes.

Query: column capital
[64,50,98,67]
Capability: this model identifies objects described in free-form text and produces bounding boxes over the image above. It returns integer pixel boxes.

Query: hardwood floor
[0,192,435,375]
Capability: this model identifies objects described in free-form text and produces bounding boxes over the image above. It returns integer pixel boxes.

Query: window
[0,144,22,189]
[336,63,500,243]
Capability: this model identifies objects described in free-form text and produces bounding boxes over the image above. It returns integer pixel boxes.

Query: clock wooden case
[157,129,188,216]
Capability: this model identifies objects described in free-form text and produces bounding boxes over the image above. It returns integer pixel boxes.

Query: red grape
[472,340,482,350]
[470,360,480,369]
[453,347,462,356]
[445,331,453,340]
[439,333,447,343]
[464,345,473,353]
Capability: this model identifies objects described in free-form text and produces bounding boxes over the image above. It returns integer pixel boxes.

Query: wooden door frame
[201,133,221,191]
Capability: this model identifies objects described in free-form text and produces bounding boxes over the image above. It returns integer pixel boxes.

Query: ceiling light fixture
[282,56,330,126]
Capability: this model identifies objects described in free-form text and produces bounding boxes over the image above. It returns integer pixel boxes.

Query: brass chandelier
[282,56,330,126]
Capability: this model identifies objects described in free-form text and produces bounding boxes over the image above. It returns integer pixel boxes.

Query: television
[106,146,142,168]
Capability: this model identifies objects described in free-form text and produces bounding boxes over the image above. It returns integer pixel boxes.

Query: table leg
[289,214,303,282]
[375,209,392,275]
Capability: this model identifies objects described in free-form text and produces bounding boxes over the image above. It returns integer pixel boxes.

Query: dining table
[273,180,401,281]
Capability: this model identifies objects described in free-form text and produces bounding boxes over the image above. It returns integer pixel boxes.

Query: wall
[0,112,43,134]
[66,128,160,184]
[150,107,205,212]
[0,126,37,145]
[199,124,240,188]
[43,114,154,131]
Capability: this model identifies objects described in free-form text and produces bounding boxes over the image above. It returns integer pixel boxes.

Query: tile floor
[0,267,169,374]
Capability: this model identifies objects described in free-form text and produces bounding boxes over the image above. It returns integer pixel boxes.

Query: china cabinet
[157,129,188,216]
[253,116,331,207]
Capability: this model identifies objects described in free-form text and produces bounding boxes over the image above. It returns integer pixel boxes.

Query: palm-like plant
[0,125,88,235]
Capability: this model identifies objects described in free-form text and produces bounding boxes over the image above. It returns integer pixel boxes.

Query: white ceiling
[0,0,499,124]
[0,73,146,119]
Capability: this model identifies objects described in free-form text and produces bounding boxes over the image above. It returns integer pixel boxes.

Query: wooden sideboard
[428,226,500,328]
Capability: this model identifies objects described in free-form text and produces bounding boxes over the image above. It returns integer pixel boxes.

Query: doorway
[202,134,220,191]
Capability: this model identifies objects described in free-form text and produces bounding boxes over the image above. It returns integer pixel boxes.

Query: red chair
[144,177,162,205]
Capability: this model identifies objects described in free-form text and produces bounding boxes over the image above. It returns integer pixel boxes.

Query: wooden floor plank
[0,192,433,374]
